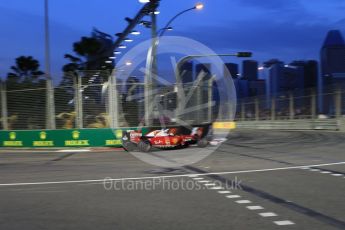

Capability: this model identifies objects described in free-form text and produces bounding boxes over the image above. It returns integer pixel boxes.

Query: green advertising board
[0,128,146,148]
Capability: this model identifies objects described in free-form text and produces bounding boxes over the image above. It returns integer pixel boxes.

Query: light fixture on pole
[130,30,141,35]
[124,38,134,42]
[195,2,204,10]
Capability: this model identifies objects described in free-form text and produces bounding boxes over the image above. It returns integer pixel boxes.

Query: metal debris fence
[0,72,344,130]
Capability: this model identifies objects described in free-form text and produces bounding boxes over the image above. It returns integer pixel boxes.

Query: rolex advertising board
[0,128,145,148]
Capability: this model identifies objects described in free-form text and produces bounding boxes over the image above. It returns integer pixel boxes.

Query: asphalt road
[0,130,345,230]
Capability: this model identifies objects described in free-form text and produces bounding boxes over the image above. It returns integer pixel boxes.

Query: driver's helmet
[168,128,178,136]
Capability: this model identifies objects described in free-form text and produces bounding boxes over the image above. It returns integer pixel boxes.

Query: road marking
[1,161,345,187]
[188,175,199,178]
[198,180,210,183]
[57,149,91,152]
[247,206,264,210]
[204,183,217,186]
[192,177,204,180]
[310,169,320,172]
[236,200,252,204]
[274,220,295,226]
[226,195,241,199]
[209,186,224,190]
[331,174,343,177]
[259,212,278,217]
[320,171,332,174]
[218,191,231,194]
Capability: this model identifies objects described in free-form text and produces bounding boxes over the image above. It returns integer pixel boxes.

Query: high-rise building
[248,80,266,97]
[224,63,239,78]
[321,30,345,81]
[268,62,304,97]
[242,60,258,81]
[319,30,345,112]
[180,61,194,83]
[290,60,318,89]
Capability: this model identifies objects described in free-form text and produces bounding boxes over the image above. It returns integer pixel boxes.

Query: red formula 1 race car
[122,126,210,152]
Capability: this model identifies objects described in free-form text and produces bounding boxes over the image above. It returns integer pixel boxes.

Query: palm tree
[7,56,44,84]
[6,56,46,129]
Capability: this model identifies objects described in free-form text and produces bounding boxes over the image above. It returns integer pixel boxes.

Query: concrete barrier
[235,119,339,131]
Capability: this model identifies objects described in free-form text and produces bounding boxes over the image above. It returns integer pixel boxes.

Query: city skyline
[0,0,344,81]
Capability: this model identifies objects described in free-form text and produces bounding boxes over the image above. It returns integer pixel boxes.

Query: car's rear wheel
[123,141,136,151]
[197,138,208,148]
[138,140,152,152]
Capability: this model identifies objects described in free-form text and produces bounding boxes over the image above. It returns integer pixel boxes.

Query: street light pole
[158,3,203,37]
[144,3,203,126]
[44,0,56,130]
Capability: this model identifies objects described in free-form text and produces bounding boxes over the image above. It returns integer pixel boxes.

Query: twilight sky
[0,0,344,82]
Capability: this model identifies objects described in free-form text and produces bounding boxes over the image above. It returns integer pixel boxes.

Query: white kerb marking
[209,186,224,190]
[310,169,320,172]
[192,177,204,180]
[274,220,295,226]
[218,191,231,194]
[236,200,252,204]
[198,180,210,183]
[226,195,241,199]
[259,212,278,217]
[247,206,264,210]
[204,183,217,186]
[331,174,343,177]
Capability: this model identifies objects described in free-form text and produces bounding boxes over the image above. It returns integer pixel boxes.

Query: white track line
[331,174,343,177]
[226,195,241,199]
[310,169,320,172]
[259,212,278,217]
[274,220,295,226]
[247,206,264,210]
[209,186,224,190]
[204,183,217,186]
[236,200,252,204]
[57,149,91,152]
[218,191,231,194]
[1,161,345,187]
[192,177,204,180]
[198,180,210,183]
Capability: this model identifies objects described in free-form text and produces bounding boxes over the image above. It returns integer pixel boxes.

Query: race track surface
[1,130,345,230]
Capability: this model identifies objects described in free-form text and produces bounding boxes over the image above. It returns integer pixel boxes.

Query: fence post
[207,78,214,123]
[255,98,259,121]
[46,77,56,129]
[74,74,83,129]
[241,102,245,121]
[335,88,342,119]
[0,81,8,130]
[311,90,316,119]
[271,97,276,120]
[108,70,119,128]
[289,92,294,120]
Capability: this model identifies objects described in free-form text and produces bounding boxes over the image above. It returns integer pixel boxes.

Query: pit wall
[0,128,145,148]
[0,123,236,148]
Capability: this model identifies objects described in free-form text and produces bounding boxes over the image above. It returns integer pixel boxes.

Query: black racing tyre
[138,140,152,152]
[123,141,136,152]
[197,138,208,148]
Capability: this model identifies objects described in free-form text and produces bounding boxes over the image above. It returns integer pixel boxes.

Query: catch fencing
[0,71,344,130]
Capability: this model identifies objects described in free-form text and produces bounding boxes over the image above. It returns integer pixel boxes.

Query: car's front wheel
[138,140,152,152]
